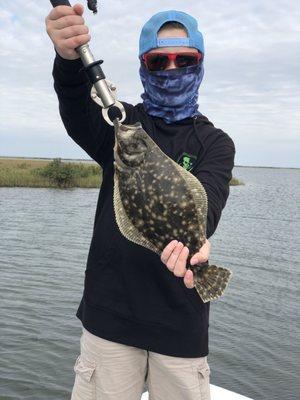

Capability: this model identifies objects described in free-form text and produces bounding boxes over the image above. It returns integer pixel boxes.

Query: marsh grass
[0,158,102,188]
[230,177,244,186]
[0,157,243,188]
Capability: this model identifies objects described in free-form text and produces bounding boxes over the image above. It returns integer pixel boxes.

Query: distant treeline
[0,158,244,188]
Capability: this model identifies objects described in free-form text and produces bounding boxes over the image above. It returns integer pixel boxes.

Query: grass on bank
[0,158,102,188]
[0,158,244,188]
[230,177,244,186]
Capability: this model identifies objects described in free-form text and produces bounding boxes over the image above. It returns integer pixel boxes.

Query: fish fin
[113,172,160,255]
[193,264,233,303]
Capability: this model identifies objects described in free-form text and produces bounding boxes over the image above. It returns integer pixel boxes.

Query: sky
[0,0,299,168]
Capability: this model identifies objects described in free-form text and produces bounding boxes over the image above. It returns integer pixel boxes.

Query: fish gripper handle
[80,60,106,84]
[50,0,97,13]
[50,0,71,7]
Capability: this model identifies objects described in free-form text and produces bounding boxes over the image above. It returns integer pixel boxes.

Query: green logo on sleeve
[177,152,197,171]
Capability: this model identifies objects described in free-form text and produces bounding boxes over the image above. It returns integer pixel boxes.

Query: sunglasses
[142,51,202,71]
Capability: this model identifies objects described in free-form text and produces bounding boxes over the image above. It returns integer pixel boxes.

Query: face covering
[139,61,204,124]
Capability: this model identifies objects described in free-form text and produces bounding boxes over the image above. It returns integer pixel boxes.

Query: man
[45,4,235,400]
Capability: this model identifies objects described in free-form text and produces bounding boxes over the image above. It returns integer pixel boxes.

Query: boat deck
[141,384,253,399]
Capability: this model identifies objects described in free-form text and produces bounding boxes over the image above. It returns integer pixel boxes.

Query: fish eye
[126,143,138,152]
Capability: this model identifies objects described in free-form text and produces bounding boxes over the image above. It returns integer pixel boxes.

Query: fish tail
[192,264,233,303]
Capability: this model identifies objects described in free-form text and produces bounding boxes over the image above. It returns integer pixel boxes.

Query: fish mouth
[115,121,142,141]
[114,121,148,168]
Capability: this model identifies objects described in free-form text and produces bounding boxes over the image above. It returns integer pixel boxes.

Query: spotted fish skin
[113,120,233,303]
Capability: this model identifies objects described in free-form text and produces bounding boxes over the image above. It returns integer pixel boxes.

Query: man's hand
[160,239,211,289]
[45,3,91,60]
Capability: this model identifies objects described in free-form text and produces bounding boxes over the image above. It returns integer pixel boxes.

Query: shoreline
[0,156,298,170]
[0,157,244,188]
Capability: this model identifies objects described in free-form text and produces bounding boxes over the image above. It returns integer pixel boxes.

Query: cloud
[0,0,299,167]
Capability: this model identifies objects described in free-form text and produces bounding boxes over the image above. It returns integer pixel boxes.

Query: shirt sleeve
[52,52,137,168]
[193,131,236,239]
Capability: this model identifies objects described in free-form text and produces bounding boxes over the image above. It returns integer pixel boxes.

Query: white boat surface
[141,384,253,399]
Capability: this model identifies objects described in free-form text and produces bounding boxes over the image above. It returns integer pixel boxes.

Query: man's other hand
[160,239,211,289]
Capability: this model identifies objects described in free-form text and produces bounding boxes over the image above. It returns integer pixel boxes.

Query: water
[0,167,299,400]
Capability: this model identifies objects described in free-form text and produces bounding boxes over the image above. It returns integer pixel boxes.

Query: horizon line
[0,155,299,170]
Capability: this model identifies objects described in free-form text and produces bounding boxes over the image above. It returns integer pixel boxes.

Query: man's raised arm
[46,3,126,168]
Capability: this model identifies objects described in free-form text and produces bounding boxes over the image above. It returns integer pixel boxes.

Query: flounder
[112,119,233,303]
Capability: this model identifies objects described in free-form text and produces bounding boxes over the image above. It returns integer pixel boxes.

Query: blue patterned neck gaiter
[139,61,204,124]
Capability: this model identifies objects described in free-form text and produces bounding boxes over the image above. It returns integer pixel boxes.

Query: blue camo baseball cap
[139,10,204,57]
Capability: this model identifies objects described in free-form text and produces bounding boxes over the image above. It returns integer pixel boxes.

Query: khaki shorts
[71,326,211,400]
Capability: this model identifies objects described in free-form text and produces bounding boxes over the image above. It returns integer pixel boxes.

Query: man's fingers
[166,242,184,271]
[48,4,83,21]
[73,3,84,15]
[190,239,211,265]
[184,269,195,289]
[173,246,189,277]
[54,14,85,30]
[45,4,86,60]
[63,34,91,50]
[190,251,207,265]
[59,24,89,40]
[48,5,77,21]
[161,240,178,264]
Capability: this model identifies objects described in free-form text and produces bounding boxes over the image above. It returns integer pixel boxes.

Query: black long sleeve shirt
[52,53,235,358]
